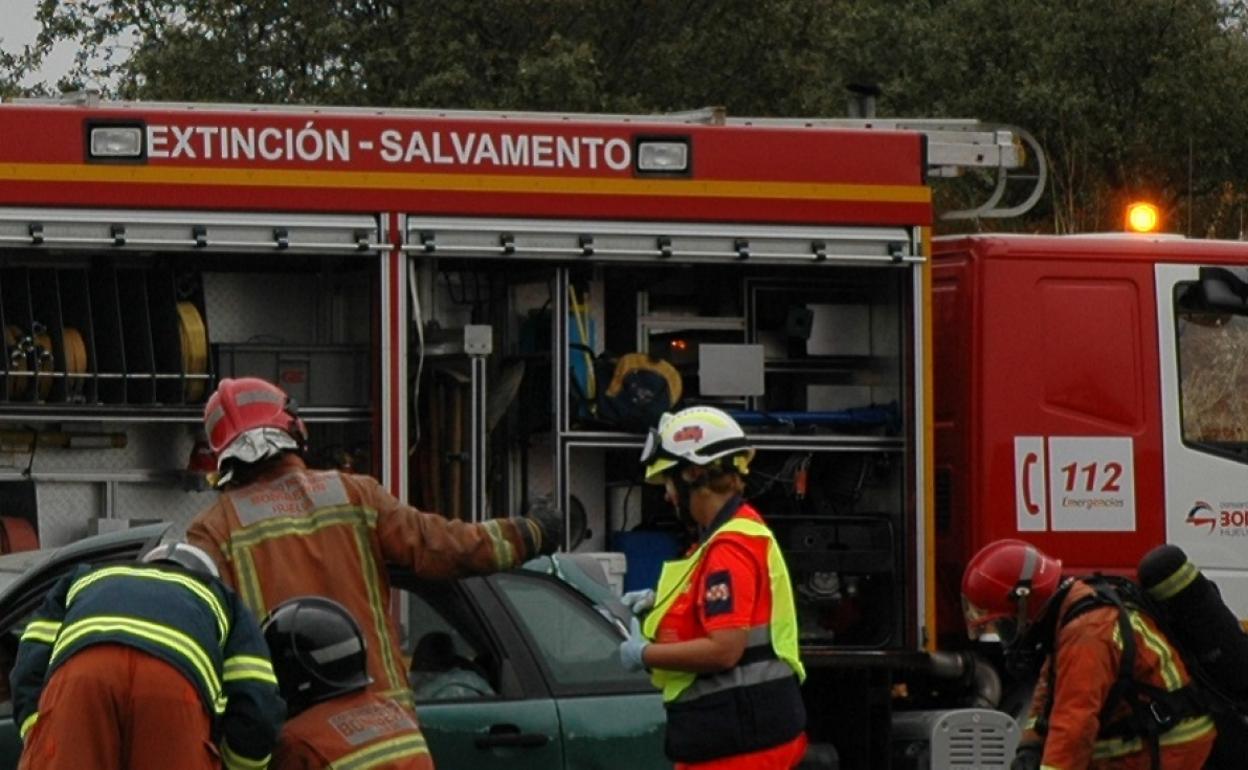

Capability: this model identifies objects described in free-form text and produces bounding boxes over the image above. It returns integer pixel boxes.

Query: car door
[391,574,563,770]
[486,570,670,770]
[0,523,171,770]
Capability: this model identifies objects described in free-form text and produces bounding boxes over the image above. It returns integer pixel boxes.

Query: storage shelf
[638,314,746,331]
[763,356,880,371]
[0,405,372,424]
[559,429,905,452]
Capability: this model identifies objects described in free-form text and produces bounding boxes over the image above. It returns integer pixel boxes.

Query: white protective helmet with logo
[640,406,755,483]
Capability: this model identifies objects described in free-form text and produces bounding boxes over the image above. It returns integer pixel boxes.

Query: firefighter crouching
[962,539,1216,770]
[185,379,560,737]
[10,542,284,770]
[618,406,809,770]
[264,596,429,769]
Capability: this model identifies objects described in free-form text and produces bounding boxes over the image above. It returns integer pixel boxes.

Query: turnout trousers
[18,644,219,770]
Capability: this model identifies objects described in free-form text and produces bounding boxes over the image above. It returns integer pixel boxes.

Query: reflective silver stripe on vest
[742,625,771,646]
[672,625,792,704]
[228,471,351,525]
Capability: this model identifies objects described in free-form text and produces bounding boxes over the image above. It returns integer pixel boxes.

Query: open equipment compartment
[0,208,382,542]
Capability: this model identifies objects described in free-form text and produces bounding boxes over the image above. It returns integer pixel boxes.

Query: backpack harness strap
[1035,577,1205,770]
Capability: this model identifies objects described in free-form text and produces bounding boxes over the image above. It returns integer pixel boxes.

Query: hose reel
[62,327,87,400]
[177,301,209,402]
[4,325,27,399]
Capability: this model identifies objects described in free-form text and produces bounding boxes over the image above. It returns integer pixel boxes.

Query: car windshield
[522,553,631,631]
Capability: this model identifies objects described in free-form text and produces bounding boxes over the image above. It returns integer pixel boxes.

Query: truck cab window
[1175,276,1248,456]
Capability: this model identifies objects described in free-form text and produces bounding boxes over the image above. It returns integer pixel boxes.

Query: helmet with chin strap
[962,539,1064,646]
[639,405,755,484]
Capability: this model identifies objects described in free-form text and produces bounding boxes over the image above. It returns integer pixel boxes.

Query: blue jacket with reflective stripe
[11,562,285,764]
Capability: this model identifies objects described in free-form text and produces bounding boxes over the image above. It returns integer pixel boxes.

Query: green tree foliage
[884,0,1248,236]
[10,0,1248,235]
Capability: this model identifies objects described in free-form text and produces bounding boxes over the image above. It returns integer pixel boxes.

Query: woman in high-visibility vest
[619,406,808,770]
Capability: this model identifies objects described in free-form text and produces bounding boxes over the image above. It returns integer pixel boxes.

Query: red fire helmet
[961,539,1063,644]
[203,377,307,472]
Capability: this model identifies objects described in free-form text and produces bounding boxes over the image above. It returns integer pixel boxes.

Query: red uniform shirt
[656,501,774,644]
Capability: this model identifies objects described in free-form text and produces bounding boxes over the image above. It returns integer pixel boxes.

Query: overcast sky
[1,0,82,85]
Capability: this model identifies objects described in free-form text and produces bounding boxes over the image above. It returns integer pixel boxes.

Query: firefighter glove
[620,589,656,615]
[526,496,564,556]
[1010,743,1041,770]
[618,617,649,672]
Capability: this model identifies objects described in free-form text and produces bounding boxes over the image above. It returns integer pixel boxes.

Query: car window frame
[483,570,656,698]
[387,571,552,704]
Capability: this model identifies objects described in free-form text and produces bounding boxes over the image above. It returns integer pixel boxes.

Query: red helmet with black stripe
[203,377,307,475]
[961,539,1063,645]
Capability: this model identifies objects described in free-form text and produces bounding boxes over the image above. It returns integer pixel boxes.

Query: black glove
[525,496,564,556]
[1010,743,1041,770]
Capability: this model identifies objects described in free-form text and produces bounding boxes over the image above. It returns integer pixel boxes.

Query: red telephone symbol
[1022,452,1041,515]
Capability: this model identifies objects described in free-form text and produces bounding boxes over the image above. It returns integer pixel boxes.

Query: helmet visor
[962,596,1022,645]
[639,426,662,466]
[640,422,682,483]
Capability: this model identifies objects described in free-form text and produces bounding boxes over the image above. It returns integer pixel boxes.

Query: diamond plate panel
[13,425,206,547]
[112,482,207,533]
[204,272,321,344]
[33,482,211,548]
[34,483,100,547]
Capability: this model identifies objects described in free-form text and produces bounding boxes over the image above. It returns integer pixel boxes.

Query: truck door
[1156,263,1248,618]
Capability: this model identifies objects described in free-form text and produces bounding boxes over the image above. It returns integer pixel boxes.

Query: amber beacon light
[1125,201,1160,233]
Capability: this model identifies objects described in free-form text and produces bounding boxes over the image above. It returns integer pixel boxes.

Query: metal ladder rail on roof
[11,93,1046,220]
[670,108,1047,221]
[821,118,1046,221]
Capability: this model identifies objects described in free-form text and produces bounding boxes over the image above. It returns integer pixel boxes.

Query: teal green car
[0,525,669,769]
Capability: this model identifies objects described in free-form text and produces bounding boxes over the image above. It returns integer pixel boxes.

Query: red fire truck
[933,233,1248,648]
[0,94,1042,767]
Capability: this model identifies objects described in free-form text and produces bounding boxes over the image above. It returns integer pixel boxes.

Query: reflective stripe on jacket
[10,563,284,767]
[187,454,541,710]
[1023,579,1216,769]
[272,689,432,770]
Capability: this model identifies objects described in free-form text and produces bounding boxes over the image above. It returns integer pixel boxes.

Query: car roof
[0,522,171,606]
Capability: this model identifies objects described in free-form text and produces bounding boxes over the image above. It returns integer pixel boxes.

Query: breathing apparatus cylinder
[1137,544,1248,701]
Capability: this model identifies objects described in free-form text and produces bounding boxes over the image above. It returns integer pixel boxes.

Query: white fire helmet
[640,406,755,484]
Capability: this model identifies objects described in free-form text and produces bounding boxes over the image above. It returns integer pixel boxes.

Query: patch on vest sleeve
[329,699,419,745]
[704,570,733,616]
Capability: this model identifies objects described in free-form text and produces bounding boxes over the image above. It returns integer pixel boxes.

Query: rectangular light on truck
[88,126,143,158]
[636,138,690,174]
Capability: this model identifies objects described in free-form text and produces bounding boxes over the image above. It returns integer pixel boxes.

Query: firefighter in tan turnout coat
[187,377,560,765]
